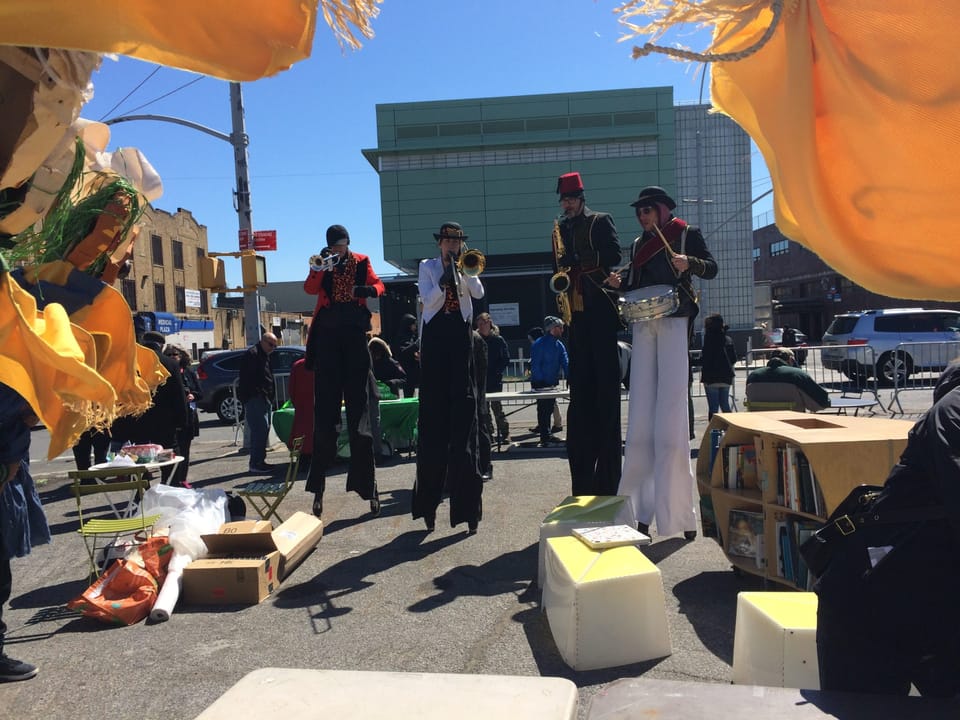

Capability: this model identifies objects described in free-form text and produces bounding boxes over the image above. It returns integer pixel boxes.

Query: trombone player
[411,222,485,534]
[553,172,623,497]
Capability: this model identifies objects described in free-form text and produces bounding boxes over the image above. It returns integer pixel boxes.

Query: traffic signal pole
[229,82,263,344]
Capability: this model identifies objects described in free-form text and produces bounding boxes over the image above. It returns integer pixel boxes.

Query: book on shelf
[723,444,758,490]
[727,509,764,563]
[572,524,651,549]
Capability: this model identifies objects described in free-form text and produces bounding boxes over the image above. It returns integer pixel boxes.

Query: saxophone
[549,218,572,325]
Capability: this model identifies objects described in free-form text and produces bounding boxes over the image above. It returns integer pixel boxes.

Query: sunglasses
[638,206,658,215]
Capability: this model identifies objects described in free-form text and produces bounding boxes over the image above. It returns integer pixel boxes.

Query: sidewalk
[2,387,933,719]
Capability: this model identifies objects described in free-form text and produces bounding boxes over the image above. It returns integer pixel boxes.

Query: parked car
[197,345,305,423]
[821,308,960,385]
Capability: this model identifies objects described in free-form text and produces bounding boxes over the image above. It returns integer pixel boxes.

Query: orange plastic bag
[68,536,173,625]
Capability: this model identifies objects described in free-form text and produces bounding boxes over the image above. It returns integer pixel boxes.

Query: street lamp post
[105,81,262,344]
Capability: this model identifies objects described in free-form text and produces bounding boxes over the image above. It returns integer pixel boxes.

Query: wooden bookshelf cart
[696,411,914,588]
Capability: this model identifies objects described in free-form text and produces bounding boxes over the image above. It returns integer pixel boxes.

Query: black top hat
[434,222,468,241]
[630,185,677,210]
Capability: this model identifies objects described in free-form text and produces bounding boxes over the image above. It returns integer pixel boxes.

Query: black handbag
[800,484,946,579]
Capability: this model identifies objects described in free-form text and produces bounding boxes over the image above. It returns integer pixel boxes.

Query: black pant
[0,531,11,655]
[306,324,376,500]
[566,309,622,496]
[412,313,482,527]
[72,428,109,471]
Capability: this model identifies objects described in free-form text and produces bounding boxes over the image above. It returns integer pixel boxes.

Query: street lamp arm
[104,114,232,145]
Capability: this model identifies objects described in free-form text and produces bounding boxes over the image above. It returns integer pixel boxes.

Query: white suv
[821,308,960,385]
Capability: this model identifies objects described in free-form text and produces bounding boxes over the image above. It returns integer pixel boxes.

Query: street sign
[239,229,277,251]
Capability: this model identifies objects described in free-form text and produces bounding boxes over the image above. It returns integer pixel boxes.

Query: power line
[706,188,773,236]
[114,76,206,117]
[97,66,160,121]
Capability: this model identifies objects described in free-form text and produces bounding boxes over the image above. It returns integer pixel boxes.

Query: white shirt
[419,255,484,328]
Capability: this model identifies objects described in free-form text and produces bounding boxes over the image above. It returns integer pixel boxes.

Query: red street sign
[238,229,277,251]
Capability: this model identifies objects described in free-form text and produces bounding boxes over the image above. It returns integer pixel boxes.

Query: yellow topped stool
[542,535,671,671]
[732,591,819,689]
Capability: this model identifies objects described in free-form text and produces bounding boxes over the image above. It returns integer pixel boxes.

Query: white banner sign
[184,289,202,308]
[489,303,519,327]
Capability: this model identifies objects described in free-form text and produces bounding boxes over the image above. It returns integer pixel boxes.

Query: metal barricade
[746,344,882,414]
[888,341,960,414]
[230,372,293,445]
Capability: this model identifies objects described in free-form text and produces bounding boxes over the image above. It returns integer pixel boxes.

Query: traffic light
[241,253,267,289]
[198,256,226,291]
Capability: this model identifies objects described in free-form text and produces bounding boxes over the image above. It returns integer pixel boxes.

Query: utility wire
[97,66,160,121]
[706,188,774,237]
[113,75,206,117]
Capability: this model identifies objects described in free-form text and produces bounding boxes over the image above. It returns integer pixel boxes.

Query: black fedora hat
[630,185,677,211]
[434,221,468,241]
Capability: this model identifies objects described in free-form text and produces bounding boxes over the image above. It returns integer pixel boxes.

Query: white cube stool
[542,535,671,671]
[732,591,820,689]
[538,495,635,586]
[194,668,578,720]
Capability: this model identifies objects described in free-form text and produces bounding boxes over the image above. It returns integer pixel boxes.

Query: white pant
[619,316,697,536]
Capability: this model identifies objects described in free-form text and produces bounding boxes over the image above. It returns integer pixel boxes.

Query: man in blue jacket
[530,316,569,447]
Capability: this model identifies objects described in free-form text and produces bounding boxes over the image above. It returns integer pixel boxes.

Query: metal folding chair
[235,436,303,523]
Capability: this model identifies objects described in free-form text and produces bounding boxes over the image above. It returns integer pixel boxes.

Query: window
[200,290,209,314]
[769,239,789,257]
[121,279,136,310]
[153,283,167,312]
[752,247,760,262]
[151,234,164,266]
[175,286,186,314]
[172,240,184,270]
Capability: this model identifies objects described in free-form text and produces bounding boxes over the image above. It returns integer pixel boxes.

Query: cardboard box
[182,513,323,605]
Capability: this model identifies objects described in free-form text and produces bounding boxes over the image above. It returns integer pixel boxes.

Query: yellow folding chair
[69,471,161,580]
[235,436,303,523]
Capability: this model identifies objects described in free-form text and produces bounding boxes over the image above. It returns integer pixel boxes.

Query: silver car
[821,308,960,385]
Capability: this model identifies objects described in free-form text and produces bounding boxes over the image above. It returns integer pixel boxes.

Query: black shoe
[550,425,563,434]
[538,435,565,448]
[480,468,493,481]
[684,530,698,541]
[0,653,38,682]
[237,447,250,455]
[424,513,436,532]
[637,522,650,535]
[369,492,381,517]
[528,426,543,434]
[501,435,512,444]
[312,493,323,518]
[467,522,478,535]
[248,462,273,473]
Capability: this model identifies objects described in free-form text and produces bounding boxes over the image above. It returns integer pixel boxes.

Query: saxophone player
[303,224,385,520]
[553,172,624,497]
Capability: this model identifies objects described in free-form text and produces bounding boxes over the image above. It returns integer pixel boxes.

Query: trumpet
[457,248,485,277]
[309,247,343,272]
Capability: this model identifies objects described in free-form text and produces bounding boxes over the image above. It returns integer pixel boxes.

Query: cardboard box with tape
[182,512,323,605]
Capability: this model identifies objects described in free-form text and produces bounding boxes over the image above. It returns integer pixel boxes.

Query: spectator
[815,361,960,696]
[700,314,737,419]
[369,336,406,398]
[526,326,562,434]
[165,345,200,488]
[476,312,511,448]
[0,382,50,683]
[746,348,830,411]
[392,313,420,398]
[237,333,277,473]
[530,316,569,447]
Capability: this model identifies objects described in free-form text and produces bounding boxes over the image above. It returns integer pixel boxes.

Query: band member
[554,172,623,496]
[412,222,485,534]
[303,224,385,519]
[611,186,717,539]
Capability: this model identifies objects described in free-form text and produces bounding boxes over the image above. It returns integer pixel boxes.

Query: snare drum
[619,285,679,323]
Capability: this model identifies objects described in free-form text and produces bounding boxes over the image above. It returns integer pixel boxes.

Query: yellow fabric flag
[620,1,960,300]
[0,272,117,458]
[0,0,319,80]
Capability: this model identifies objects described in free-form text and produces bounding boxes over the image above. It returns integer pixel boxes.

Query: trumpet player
[303,224,385,520]
[554,171,623,497]
[612,186,717,541]
[411,222,485,534]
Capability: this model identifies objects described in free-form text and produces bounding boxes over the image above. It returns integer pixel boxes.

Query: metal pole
[230,82,262,344]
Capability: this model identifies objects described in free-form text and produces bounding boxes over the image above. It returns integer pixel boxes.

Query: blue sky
[79,0,773,286]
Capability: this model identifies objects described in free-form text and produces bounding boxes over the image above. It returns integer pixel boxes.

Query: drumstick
[652,223,682,278]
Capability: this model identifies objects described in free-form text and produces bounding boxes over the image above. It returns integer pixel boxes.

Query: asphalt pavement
[0,377,933,720]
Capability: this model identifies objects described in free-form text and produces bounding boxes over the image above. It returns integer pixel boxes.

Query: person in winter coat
[530,316,569,447]
[700,314,737,419]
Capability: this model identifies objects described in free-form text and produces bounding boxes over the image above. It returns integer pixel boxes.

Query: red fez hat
[556,172,584,197]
